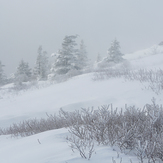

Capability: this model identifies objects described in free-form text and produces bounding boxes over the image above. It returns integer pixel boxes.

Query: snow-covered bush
[67,131,95,160]
[66,100,163,162]
[0,113,67,137]
[94,68,163,94]
[1,100,163,162]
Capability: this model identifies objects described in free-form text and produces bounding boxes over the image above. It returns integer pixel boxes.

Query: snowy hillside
[1,45,163,163]
[0,73,160,128]
[124,44,163,69]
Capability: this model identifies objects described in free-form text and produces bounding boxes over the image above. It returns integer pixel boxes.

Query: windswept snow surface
[0,128,138,163]
[124,44,163,69]
[0,73,160,128]
[1,45,163,162]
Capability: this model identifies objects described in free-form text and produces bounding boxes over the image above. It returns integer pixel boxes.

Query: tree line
[0,35,124,87]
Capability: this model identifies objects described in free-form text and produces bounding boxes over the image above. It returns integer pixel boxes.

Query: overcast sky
[1,0,163,75]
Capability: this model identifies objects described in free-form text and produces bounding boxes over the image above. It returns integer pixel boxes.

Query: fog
[1,0,163,75]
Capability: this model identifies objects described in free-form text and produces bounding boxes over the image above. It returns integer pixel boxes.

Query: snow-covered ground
[124,44,163,69]
[0,128,139,163]
[1,44,163,163]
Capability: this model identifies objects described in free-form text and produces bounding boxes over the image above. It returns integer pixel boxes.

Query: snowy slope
[1,45,163,162]
[0,128,139,163]
[124,44,163,69]
[0,73,160,128]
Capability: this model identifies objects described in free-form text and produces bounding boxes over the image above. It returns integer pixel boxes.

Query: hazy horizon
[1,0,163,75]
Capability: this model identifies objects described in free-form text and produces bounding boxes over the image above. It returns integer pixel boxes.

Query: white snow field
[1,44,163,163]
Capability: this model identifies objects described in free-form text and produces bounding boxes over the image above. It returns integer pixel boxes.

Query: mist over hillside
[1,43,163,162]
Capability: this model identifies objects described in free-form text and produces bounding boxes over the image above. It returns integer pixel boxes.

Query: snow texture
[1,44,163,162]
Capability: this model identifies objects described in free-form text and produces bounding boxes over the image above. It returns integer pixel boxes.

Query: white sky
[1,0,163,75]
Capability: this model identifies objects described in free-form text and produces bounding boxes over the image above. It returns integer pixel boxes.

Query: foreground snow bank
[0,128,139,163]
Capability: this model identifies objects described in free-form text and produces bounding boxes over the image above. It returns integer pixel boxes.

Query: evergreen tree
[94,53,102,69]
[96,40,124,69]
[14,60,31,83]
[107,39,123,63]
[96,53,102,63]
[0,61,6,85]
[77,40,88,70]
[34,46,49,80]
[53,35,79,75]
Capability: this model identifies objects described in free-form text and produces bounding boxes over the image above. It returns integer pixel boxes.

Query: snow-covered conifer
[14,60,31,83]
[0,61,6,85]
[96,39,124,69]
[96,53,102,63]
[107,39,123,63]
[76,40,88,70]
[34,46,49,80]
[94,53,102,69]
[52,35,79,75]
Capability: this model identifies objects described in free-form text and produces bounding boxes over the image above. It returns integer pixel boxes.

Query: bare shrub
[67,132,95,160]
[0,113,67,137]
[135,140,147,163]
[93,68,163,94]
[112,157,123,163]
[1,99,163,161]
[66,99,163,161]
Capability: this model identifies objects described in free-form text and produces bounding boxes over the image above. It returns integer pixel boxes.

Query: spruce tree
[107,39,123,63]
[14,60,31,83]
[53,35,79,75]
[77,40,88,70]
[96,53,102,63]
[34,46,48,80]
[0,61,6,85]
[96,39,124,69]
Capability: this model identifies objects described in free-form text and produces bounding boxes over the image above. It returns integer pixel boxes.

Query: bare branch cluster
[0,113,66,137]
[1,99,163,162]
[93,68,163,94]
[66,99,163,162]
